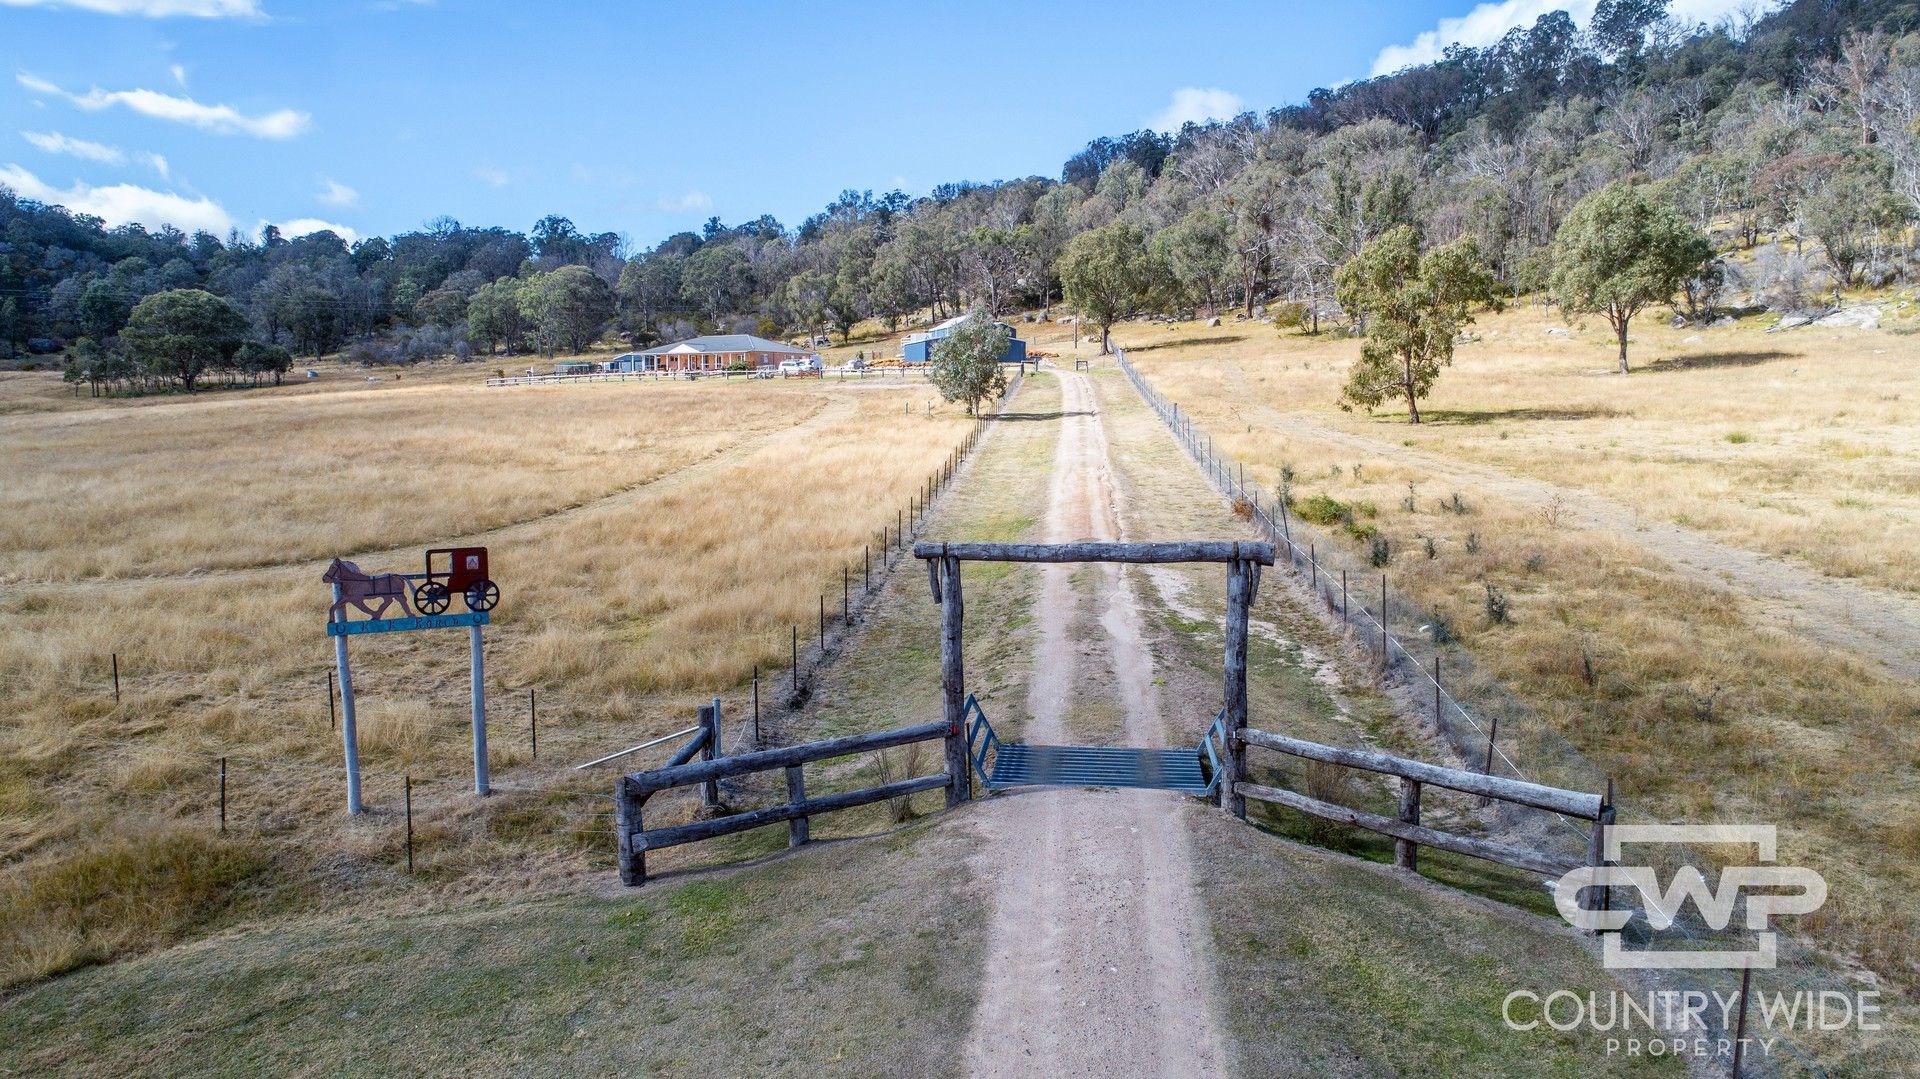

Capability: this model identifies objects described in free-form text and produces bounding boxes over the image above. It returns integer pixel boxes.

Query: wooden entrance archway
[912,540,1274,816]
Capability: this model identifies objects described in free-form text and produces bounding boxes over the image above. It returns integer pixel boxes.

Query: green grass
[0,828,287,988]
[1189,809,1679,1077]
[0,813,985,1078]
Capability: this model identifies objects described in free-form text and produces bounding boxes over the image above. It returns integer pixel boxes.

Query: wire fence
[1111,347,1862,1078]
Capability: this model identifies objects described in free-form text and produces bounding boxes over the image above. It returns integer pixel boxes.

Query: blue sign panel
[327,611,491,637]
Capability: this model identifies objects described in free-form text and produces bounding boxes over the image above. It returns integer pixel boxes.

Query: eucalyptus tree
[1550,181,1711,372]
[1334,225,1497,423]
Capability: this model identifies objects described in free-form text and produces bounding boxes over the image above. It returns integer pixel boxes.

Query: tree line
[2,0,1917,395]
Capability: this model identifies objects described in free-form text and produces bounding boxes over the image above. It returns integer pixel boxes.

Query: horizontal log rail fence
[1236,726,1613,902]
[614,715,959,886]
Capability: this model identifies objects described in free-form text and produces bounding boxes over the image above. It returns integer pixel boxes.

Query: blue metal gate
[964,694,1223,797]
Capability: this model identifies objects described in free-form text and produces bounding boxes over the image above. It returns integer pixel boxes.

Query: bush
[1368,535,1391,567]
[1294,493,1348,525]
[1270,301,1309,328]
[1484,582,1512,625]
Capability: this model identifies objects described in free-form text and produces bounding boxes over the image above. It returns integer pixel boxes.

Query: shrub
[1726,431,1751,444]
[1368,535,1391,567]
[1295,493,1348,525]
[1484,582,1512,625]
[1465,531,1482,554]
[1423,535,1438,560]
[1429,613,1456,644]
[1270,300,1309,328]
[876,741,928,823]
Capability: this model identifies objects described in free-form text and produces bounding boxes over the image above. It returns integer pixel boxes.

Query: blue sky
[1,0,1753,248]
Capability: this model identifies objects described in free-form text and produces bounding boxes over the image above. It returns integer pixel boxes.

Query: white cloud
[169,63,188,86]
[474,163,509,188]
[0,162,232,233]
[316,176,357,206]
[139,151,169,179]
[17,72,310,139]
[656,189,711,213]
[22,129,124,164]
[1368,0,1771,76]
[1147,87,1245,132]
[0,0,260,16]
[269,216,358,243]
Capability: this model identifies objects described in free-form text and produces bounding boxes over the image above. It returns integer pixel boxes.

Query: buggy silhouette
[411,547,500,614]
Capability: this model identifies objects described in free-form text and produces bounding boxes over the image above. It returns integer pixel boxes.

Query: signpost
[324,547,501,814]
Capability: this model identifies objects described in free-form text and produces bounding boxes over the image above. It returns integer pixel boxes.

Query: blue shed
[901,315,1028,365]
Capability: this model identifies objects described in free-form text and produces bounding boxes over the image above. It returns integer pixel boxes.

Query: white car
[777,358,820,376]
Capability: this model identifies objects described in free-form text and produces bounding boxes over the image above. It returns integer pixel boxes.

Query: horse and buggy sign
[324,546,499,623]
[324,547,501,813]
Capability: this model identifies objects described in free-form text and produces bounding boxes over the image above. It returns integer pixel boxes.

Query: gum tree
[929,311,1009,416]
[122,288,248,393]
[1334,225,1497,424]
[1059,221,1153,354]
[1550,182,1711,374]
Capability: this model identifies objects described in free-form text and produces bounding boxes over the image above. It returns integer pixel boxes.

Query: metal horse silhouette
[324,558,414,621]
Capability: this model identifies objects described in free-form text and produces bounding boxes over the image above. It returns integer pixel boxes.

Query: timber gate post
[699,702,721,808]
[1582,779,1616,926]
[1222,552,1257,821]
[615,775,645,886]
[939,552,972,806]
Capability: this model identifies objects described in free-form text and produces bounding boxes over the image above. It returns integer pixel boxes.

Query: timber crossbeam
[911,540,1274,566]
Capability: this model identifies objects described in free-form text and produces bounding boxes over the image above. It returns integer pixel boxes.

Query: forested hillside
[4,0,1919,392]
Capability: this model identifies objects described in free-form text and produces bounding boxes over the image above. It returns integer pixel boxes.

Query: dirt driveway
[963,370,1227,1078]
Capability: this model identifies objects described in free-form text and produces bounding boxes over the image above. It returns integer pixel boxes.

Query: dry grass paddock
[1082,306,1920,990]
[0,364,977,987]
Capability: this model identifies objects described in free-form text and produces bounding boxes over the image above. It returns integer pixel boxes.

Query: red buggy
[411,547,500,614]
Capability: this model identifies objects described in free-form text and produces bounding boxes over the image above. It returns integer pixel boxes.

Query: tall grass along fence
[1113,346,1840,1079]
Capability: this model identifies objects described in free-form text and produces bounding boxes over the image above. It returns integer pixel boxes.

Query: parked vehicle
[778,358,820,376]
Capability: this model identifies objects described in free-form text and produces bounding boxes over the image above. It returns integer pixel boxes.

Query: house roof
[634,334,812,357]
[901,315,973,347]
[903,314,1022,348]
